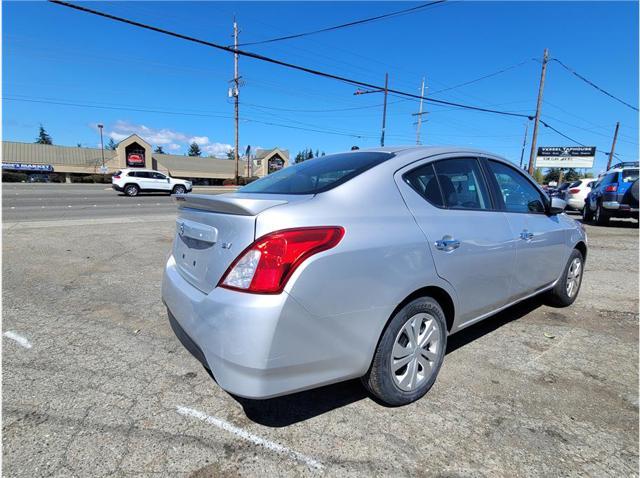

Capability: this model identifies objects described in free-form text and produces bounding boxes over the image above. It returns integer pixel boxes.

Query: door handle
[520,230,534,241]
[435,236,460,251]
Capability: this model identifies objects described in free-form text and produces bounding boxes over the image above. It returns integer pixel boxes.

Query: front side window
[432,158,491,210]
[487,160,546,213]
[153,172,166,180]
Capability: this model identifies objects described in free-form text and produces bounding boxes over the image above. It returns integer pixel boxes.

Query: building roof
[255,148,289,160]
[2,141,117,166]
[155,153,247,178]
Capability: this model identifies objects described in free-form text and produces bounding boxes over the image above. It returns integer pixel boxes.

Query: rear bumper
[566,198,585,210]
[161,255,364,399]
[602,201,639,217]
[112,184,123,192]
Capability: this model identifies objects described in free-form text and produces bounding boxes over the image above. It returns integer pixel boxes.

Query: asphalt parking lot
[3,184,639,477]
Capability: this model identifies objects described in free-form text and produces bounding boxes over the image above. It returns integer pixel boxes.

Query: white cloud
[203,142,233,158]
[104,121,231,156]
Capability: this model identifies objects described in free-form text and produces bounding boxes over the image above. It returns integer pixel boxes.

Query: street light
[97,123,105,171]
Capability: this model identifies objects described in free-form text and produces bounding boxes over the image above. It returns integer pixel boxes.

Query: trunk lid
[172,193,311,293]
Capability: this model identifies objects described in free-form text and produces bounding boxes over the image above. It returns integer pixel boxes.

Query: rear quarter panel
[254,158,458,376]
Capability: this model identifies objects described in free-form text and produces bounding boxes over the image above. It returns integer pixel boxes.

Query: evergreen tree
[306,148,314,160]
[154,145,165,154]
[35,125,53,145]
[106,138,117,150]
[188,142,202,157]
[226,149,235,160]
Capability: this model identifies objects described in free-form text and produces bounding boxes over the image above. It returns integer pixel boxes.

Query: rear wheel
[362,297,447,406]
[582,202,593,222]
[546,248,584,307]
[172,185,186,195]
[124,184,139,197]
[595,203,609,226]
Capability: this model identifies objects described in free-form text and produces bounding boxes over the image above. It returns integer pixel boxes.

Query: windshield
[622,169,639,182]
[239,152,394,194]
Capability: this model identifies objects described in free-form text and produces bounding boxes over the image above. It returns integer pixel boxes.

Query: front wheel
[362,297,447,406]
[172,185,186,195]
[546,248,584,307]
[124,184,139,197]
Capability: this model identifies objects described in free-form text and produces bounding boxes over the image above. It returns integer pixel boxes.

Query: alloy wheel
[391,312,442,392]
[566,257,582,298]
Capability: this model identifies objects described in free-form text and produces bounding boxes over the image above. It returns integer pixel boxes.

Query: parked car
[548,181,570,200]
[583,164,639,225]
[112,169,192,197]
[565,179,594,211]
[27,174,50,183]
[162,147,586,406]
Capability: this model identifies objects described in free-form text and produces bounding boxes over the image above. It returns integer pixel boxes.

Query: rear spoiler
[173,193,288,216]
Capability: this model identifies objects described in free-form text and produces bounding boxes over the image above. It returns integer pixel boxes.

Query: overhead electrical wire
[551,58,638,112]
[236,1,446,47]
[429,60,532,96]
[48,0,532,120]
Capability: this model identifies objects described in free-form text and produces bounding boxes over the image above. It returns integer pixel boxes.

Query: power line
[236,1,446,47]
[551,58,638,112]
[48,1,533,120]
[4,96,383,139]
[429,60,532,96]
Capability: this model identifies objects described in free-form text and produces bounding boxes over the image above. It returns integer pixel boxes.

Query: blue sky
[4,1,638,172]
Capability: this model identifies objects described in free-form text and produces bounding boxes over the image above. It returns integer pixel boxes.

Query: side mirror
[548,196,566,215]
[167,178,170,182]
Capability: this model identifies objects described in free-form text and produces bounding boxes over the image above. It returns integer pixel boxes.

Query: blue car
[583,162,639,225]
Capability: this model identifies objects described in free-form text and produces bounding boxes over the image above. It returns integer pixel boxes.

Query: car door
[152,172,172,191]
[396,156,517,325]
[483,158,567,297]
[133,171,154,191]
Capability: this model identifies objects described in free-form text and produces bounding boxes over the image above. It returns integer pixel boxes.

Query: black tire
[124,184,139,197]
[546,248,584,307]
[362,297,447,406]
[172,185,186,195]
[582,203,593,223]
[594,202,610,226]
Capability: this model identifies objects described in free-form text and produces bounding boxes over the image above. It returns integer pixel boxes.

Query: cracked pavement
[2,194,638,476]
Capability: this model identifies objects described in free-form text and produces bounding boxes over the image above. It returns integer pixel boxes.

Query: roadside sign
[99,166,108,174]
[2,163,54,172]
[535,146,595,168]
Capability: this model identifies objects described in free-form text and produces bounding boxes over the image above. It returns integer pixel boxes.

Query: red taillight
[113,175,121,179]
[605,184,618,192]
[219,227,345,294]
[568,188,580,194]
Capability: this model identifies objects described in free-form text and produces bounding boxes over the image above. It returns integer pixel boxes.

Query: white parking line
[176,406,324,471]
[3,331,32,349]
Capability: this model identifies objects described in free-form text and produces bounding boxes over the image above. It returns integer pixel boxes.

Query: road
[2,183,639,477]
[2,183,231,222]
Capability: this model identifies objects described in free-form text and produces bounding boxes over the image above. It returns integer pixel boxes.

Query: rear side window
[433,158,490,210]
[569,180,582,188]
[239,152,394,195]
[622,169,639,182]
[128,171,137,177]
[403,163,444,207]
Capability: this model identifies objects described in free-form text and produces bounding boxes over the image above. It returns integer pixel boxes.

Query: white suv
[112,169,192,197]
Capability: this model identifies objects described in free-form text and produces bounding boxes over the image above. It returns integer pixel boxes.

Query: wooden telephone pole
[606,122,620,170]
[233,19,240,184]
[415,77,426,145]
[528,48,549,175]
[519,122,529,169]
[380,73,389,147]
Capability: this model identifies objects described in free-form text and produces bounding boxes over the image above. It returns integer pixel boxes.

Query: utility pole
[233,18,240,184]
[381,72,388,147]
[353,72,389,147]
[519,122,529,169]
[528,48,549,176]
[606,121,620,170]
[416,77,426,145]
[97,123,105,170]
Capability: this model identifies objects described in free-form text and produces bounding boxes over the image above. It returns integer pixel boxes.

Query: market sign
[2,163,54,172]
[535,146,595,168]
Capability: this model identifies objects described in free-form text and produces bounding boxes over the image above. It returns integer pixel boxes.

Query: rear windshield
[622,169,639,182]
[239,152,394,194]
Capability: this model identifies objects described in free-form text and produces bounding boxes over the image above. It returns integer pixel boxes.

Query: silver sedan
[162,147,586,406]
